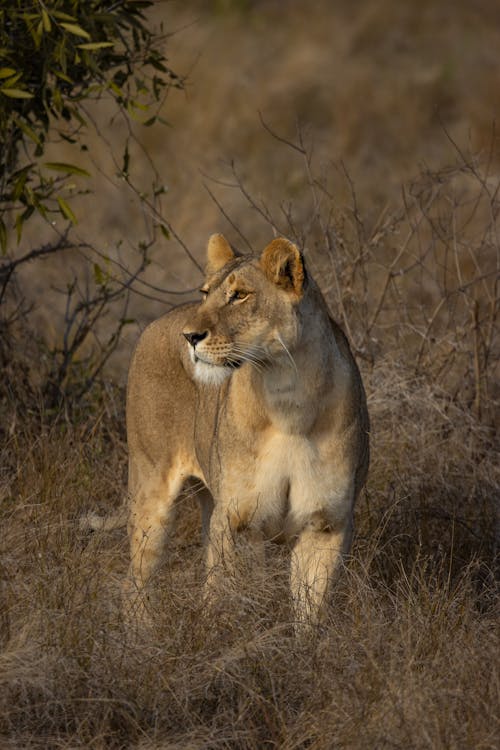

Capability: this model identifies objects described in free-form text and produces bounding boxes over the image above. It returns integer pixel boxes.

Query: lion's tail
[79,506,128,532]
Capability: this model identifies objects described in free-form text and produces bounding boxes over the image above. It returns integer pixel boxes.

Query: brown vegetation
[1,1,499,748]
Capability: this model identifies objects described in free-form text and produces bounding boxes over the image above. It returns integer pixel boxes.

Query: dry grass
[0,369,497,749]
[1,1,499,747]
[1,151,498,748]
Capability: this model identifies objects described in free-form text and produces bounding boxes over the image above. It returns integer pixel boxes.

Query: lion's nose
[183,331,208,347]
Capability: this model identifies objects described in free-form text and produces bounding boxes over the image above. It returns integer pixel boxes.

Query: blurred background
[158,0,500,234]
[10,0,500,376]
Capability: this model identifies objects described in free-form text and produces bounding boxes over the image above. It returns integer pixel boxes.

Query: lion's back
[329,316,370,496]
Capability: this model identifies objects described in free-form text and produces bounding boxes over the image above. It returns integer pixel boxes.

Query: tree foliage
[0,1,184,408]
[0,0,181,251]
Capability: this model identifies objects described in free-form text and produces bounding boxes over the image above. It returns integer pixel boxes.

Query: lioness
[102,234,369,628]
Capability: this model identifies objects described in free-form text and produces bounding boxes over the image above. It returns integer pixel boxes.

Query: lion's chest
[220,429,344,539]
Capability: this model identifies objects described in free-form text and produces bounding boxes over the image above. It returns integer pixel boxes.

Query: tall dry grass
[1,144,498,748]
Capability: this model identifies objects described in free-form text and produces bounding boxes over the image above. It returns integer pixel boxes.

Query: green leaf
[93,263,104,285]
[0,88,33,98]
[147,57,168,73]
[108,81,124,98]
[53,70,74,85]
[57,197,77,224]
[41,9,51,32]
[130,99,148,111]
[44,162,90,177]
[0,218,7,255]
[12,169,29,201]
[1,72,22,88]
[159,224,170,240]
[77,42,114,50]
[15,117,42,146]
[34,199,46,219]
[59,23,91,39]
[0,67,16,79]
[51,11,77,21]
[14,207,33,243]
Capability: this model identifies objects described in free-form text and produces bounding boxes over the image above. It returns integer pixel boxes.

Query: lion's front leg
[290,509,353,632]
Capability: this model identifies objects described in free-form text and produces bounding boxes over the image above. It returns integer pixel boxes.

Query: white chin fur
[193,359,232,386]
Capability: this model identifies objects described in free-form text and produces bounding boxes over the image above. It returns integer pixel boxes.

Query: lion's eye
[199,288,209,298]
[229,290,249,303]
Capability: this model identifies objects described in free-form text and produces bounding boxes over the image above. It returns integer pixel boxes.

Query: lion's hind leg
[125,465,185,621]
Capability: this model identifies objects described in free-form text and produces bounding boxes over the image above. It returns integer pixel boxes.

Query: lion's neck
[257,294,346,434]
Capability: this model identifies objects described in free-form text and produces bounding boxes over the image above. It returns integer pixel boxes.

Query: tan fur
[117,235,369,629]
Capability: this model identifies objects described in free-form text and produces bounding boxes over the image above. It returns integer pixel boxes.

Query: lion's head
[182,234,307,385]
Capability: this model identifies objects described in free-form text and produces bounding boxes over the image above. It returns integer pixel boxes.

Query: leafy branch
[0,0,183,248]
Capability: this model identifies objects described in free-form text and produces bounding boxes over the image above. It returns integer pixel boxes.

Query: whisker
[232,343,269,361]
[231,348,265,365]
[236,357,264,373]
[233,340,269,355]
[232,353,268,373]
[231,345,267,363]
[227,340,275,374]
[227,351,265,374]
[276,333,298,374]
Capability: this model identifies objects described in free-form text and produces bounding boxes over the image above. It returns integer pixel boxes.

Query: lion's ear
[206,234,235,274]
[260,238,305,298]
